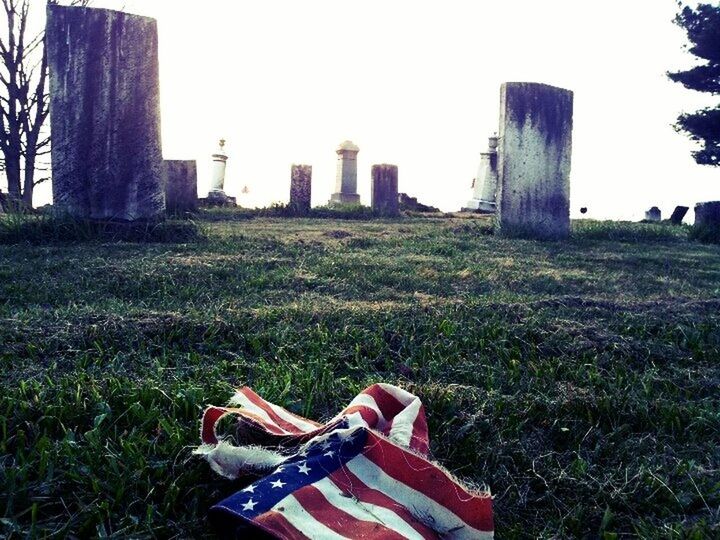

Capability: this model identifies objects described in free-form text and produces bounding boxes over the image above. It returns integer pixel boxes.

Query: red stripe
[365,385,407,423]
[201,407,227,444]
[253,509,310,540]
[363,432,493,532]
[328,469,439,539]
[292,485,408,540]
[343,405,379,426]
[239,388,308,435]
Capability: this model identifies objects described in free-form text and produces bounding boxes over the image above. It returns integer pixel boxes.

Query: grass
[0,213,719,538]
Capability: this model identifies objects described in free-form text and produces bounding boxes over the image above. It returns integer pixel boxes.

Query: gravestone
[290,164,312,215]
[371,164,400,217]
[164,160,198,214]
[46,5,164,221]
[496,82,574,239]
[669,206,689,225]
[645,207,661,222]
[694,201,720,227]
[464,135,499,213]
[330,141,361,205]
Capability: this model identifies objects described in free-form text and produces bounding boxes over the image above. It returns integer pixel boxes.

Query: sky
[30,0,720,220]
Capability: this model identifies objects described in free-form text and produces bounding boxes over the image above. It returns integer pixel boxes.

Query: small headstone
[694,201,720,227]
[330,141,361,205]
[371,164,400,217]
[645,207,661,222]
[290,164,312,215]
[164,160,198,214]
[669,206,689,225]
[46,5,164,221]
[496,82,574,239]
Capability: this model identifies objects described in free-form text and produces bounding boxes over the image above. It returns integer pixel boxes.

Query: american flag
[199,384,494,539]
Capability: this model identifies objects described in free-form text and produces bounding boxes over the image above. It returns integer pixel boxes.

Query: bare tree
[0,0,90,210]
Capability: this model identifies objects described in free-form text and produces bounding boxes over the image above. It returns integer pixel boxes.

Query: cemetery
[0,2,719,539]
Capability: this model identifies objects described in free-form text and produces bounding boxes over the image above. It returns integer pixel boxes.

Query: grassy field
[0,214,719,538]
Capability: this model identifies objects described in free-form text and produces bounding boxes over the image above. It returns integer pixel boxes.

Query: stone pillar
[330,140,361,205]
[46,5,164,221]
[371,164,400,217]
[209,139,228,198]
[694,201,720,227]
[464,135,499,212]
[164,160,198,214]
[670,206,689,225]
[290,164,312,215]
[645,207,661,222]
[496,82,574,240]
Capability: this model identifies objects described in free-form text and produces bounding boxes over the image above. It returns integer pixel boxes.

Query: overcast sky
[33,0,719,220]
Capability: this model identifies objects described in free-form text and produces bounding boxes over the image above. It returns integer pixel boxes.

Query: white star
[242,499,257,512]
[297,462,311,475]
[271,479,286,489]
[324,450,335,458]
[242,484,255,493]
[275,466,285,474]
[321,440,333,450]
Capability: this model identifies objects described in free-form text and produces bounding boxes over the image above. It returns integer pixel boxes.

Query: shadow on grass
[0,213,206,245]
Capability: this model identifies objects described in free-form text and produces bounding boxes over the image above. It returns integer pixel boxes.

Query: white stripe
[339,394,389,428]
[228,392,291,434]
[271,494,350,540]
[313,478,426,540]
[268,401,320,433]
[345,456,493,540]
[388,398,422,448]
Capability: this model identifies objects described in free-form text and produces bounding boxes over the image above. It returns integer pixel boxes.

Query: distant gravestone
[164,160,198,214]
[645,207,661,222]
[330,141,361,205]
[290,164,312,215]
[46,5,164,221]
[694,201,720,227]
[669,206,689,225]
[496,82,574,240]
[371,164,400,217]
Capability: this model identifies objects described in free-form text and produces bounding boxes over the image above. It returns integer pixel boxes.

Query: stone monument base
[200,191,237,208]
[462,199,496,213]
[329,193,361,205]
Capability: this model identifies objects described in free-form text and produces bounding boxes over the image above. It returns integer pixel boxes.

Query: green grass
[1,214,719,538]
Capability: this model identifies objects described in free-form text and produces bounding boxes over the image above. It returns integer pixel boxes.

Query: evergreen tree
[669,2,720,166]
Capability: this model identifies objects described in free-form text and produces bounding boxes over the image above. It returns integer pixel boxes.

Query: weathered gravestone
[371,164,400,217]
[46,5,164,221]
[330,141,361,205]
[496,82,574,239]
[694,201,720,227]
[645,207,662,222]
[163,160,198,214]
[290,164,312,215]
[670,206,689,225]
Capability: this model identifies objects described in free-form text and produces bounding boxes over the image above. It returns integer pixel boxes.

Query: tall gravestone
[46,5,164,221]
[330,141,361,205]
[496,82,574,239]
[371,164,400,217]
[164,160,198,214]
[290,164,312,215]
